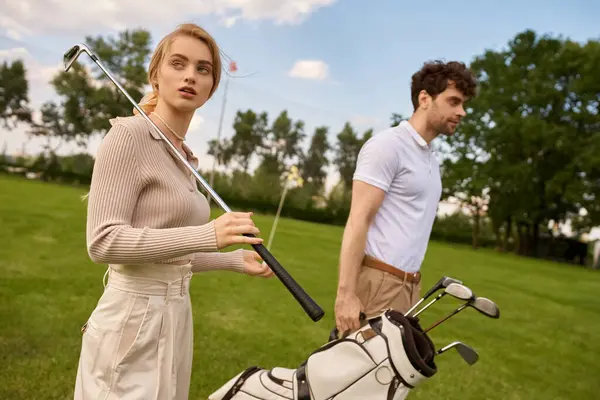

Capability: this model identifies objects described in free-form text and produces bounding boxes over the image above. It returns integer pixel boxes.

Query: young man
[334,60,478,334]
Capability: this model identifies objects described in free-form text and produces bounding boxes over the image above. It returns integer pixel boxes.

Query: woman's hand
[214,212,263,249]
[242,250,274,278]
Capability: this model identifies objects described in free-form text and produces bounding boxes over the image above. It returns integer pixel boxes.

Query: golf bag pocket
[208,366,297,400]
[304,339,378,399]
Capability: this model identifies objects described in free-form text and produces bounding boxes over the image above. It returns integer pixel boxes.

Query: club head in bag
[406,276,463,316]
[445,283,474,301]
[471,297,500,319]
[412,283,474,317]
[424,295,500,333]
[436,341,479,365]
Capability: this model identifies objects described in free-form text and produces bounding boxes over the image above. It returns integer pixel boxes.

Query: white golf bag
[208,309,437,400]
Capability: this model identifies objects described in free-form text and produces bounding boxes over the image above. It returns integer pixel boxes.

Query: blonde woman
[74,23,273,400]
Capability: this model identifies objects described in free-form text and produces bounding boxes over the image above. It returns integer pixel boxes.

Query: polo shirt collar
[141,115,200,169]
[399,120,431,150]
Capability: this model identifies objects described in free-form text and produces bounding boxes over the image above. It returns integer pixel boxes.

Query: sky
[1,0,599,236]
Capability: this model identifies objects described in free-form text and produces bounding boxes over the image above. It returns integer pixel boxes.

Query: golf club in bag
[62,43,324,322]
[208,276,500,400]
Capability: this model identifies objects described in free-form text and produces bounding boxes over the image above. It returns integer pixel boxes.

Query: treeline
[1,28,599,265]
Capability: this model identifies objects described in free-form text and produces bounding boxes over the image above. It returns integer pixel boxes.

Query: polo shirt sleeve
[353,134,399,192]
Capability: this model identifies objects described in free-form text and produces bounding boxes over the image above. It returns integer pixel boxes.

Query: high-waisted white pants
[74,263,195,400]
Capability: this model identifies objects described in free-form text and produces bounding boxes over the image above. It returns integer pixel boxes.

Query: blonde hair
[134,23,223,116]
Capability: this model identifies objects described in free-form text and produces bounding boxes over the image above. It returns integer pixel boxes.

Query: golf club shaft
[406,277,462,316]
[424,303,467,333]
[412,293,443,317]
[405,298,424,316]
[406,278,444,316]
[66,45,324,322]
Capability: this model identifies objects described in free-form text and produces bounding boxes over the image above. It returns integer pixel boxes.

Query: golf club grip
[422,278,444,300]
[248,239,324,322]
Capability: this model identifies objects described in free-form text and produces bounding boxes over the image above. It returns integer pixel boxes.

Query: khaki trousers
[74,263,194,400]
[356,264,421,318]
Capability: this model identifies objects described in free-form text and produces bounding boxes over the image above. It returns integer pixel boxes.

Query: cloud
[288,60,330,81]
[221,16,240,28]
[0,0,337,38]
[189,114,205,132]
[216,0,337,27]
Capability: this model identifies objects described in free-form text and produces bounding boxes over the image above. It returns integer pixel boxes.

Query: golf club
[436,341,479,365]
[63,43,325,322]
[412,283,473,318]
[405,276,463,316]
[424,296,500,333]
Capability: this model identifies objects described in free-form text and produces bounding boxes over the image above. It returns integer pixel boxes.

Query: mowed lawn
[1,174,599,399]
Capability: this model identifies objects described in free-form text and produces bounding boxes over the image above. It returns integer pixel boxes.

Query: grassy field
[1,174,599,399]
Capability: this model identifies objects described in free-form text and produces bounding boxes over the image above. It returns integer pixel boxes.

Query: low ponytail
[133,91,158,116]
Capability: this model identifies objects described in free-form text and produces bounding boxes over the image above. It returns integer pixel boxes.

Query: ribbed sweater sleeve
[86,123,219,264]
[191,249,246,273]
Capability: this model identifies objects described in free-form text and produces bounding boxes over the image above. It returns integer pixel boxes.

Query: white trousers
[74,263,194,400]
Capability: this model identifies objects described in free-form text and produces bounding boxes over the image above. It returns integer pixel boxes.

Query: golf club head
[437,341,479,365]
[471,297,500,319]
[442,277,463,287]
[455,342,479,365]
[411,282,473,317]
[63,43,95,71]
[420,276,463,300]
[445,283,474,301]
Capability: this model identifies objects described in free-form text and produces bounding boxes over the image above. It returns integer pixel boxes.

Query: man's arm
[334,132,399,334]
[336,180,386,298]
[334,180,386,333]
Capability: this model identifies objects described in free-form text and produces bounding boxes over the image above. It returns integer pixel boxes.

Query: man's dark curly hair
[411,60,477,111]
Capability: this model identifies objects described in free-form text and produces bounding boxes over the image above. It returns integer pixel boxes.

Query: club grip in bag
[249,238,325,322]
[421,277,445,300]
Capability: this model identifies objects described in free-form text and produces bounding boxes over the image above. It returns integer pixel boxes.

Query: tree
[301,126,330,194]
[333,122,371,191]
[228,109,267,173]
[28,102,81,153]
[0,59,32,129]
[438,97,492,249]
[390,113,406,127]
[258,110,306,175]
[452,30,600,257]
[207,137,234,167]
[84,29,152,133]
[47,28,152,150]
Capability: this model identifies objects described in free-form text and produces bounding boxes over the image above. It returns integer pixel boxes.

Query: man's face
[426,81,468,136]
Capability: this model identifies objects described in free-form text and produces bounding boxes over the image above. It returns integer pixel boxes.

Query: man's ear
[419,90,430,110]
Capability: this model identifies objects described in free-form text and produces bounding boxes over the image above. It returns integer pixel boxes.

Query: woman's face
[155,35,216,113]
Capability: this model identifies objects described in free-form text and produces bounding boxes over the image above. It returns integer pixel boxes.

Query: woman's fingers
[228,225,260,236]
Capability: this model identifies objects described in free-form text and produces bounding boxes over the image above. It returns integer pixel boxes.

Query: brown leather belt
[362,255,421,284]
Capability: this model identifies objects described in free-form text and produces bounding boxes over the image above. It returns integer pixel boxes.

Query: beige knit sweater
[86,114,245,273]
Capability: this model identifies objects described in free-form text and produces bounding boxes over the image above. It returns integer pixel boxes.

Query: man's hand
[334,291,363,334]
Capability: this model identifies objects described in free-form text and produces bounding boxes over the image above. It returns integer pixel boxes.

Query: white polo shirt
[353,121,442,273]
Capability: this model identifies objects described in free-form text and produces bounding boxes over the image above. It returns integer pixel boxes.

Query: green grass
[1,173,599,399]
